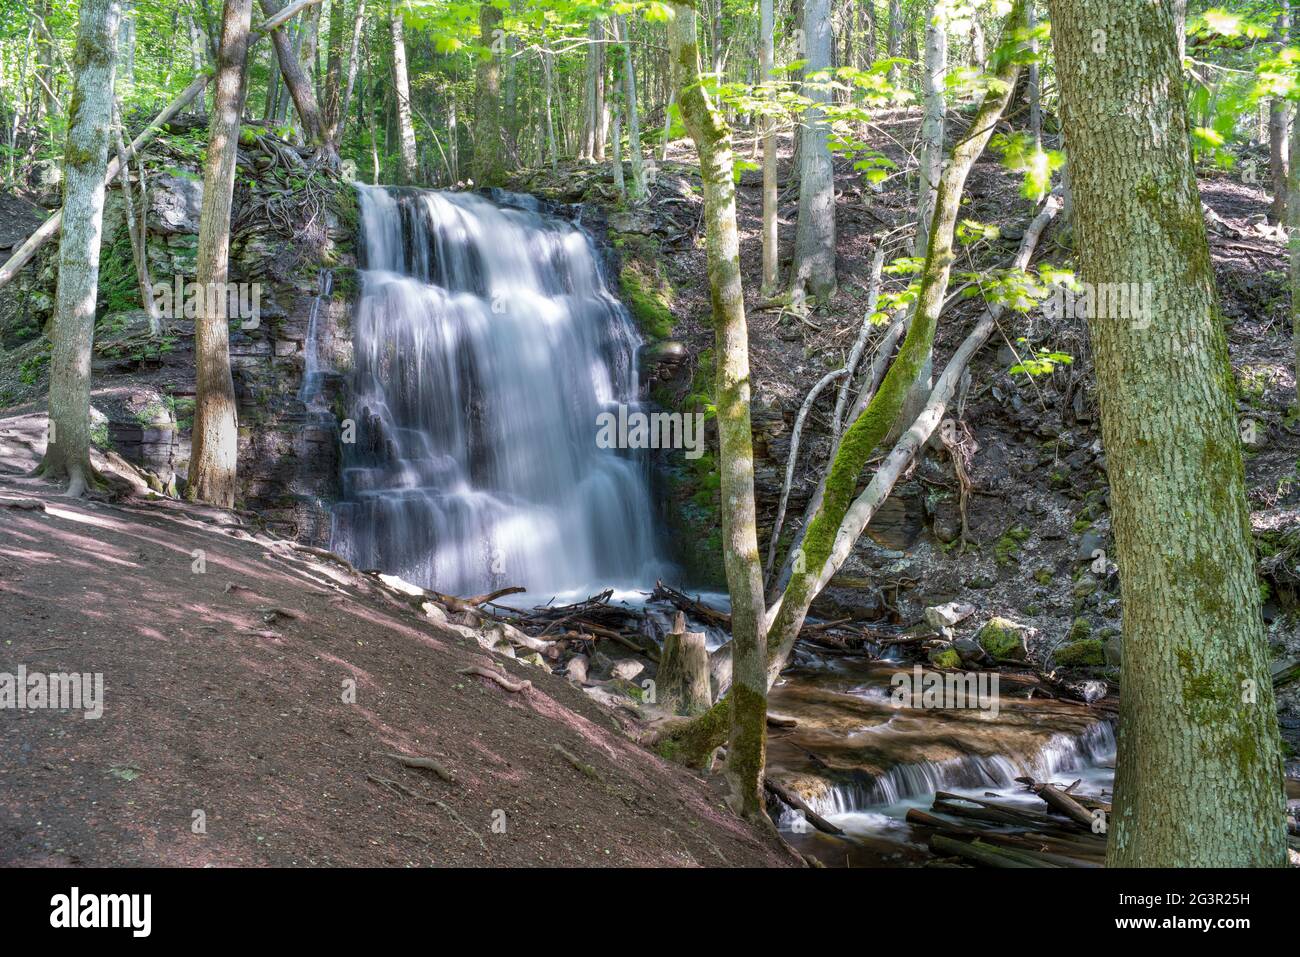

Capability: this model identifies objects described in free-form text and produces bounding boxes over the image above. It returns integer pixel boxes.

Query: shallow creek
[766,651,1115,866]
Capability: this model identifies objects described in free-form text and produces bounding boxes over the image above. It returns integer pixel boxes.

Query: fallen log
[651,580,731,629]
[432,584,525,614]
[1016,777,1097,830]
[0,73,211,290]
[764,778,845,836]
[929,834,1046,868]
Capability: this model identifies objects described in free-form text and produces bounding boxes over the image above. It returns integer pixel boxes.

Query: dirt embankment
[0,429,793,867]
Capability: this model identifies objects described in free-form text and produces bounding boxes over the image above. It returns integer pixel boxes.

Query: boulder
[927,644,962,669]
[564,654,589,685]
[1054,638,1105,667]
[609,658,645,682]
[924,602,975,633]
[976,617,1034,661]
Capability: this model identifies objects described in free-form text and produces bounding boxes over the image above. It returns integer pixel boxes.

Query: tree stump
[658,612,712,715]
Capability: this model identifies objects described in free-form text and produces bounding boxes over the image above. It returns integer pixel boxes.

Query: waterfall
[331,185,668,599]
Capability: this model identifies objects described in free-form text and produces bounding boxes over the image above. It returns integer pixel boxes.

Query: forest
[0,0,1298,889]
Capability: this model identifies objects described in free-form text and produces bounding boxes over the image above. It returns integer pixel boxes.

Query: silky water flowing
[331,186,667,600]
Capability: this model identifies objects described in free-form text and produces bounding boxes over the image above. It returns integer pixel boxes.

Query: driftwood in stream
[651,580,732,628]
[764,778,844,836]
[657,612,712,714]
[908,810,1102,867]
[1016,777,1099,829]
[431,585,525,614]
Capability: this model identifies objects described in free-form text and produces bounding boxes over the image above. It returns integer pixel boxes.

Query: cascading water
[331,185,668,599]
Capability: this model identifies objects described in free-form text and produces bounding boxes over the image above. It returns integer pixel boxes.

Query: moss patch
[977,617,1028,660]
[1054,638,1104,667]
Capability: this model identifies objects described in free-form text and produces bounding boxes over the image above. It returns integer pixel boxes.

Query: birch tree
[389,0,418,182]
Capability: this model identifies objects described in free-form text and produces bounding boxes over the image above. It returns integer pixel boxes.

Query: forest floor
[0,435,794,867]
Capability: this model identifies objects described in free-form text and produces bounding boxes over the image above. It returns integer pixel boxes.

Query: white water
[331,186,669,598]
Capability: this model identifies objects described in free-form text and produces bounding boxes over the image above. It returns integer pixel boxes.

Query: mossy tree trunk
[657,0,1028,766]
[667,0,769,820]
[37,0,123,498]
[1050,0,1287,867]
[187,0,253,508]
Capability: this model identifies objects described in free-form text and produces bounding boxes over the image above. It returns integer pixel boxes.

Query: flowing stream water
[331,186,668,599]
[329,187,1115,864]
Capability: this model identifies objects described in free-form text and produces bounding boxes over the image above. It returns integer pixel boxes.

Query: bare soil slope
[0,425,793,867]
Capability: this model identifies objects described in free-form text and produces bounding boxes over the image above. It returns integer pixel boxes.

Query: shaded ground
[0,428,793,867]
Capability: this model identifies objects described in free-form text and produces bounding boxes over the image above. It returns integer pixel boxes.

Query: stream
[332,186,1116,866]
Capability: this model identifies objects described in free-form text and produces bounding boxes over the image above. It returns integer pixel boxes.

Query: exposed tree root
[457,665,531,694]
[380,751,455,784]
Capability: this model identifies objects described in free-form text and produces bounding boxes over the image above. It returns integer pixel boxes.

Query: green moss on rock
[618,262,675,339]
[977,617,1029,660]
[1054,638,1105,667]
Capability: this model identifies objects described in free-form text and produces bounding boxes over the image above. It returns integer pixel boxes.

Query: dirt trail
[0,423,793,867]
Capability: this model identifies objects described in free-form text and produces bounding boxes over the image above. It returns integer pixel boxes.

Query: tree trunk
[338,0,366,146]
[759,0,779,294]
[916,0,947,259]
[1291,112,1300,412]
[667,0,768,820]
[321,0,347,146]
[471,2,504,187]
[887,0,902,81]
[1270,3,1290,225]
[616,14,645,200]
[542,39,558,170]
[111,99,161,335]
[259,0,332,156]
[388,1,418,183]
[187,0,254,508]
[659,614,712,715]
[580,19,600,161]
[1027,1,1041,146]
[37,0,123,498]
[1050,0,1287,868]
[789,0,837,304]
